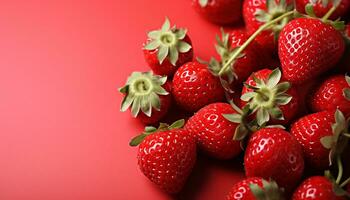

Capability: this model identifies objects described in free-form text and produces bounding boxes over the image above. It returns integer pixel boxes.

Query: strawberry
[129,120,196,194]
[296,0,350,20]
[226,177,284,200]
[241,68,299,126]
[243,0,294,54]
[143,18,193,77]
[206,29,265,92]
[278,18,345,84]
[172,61,225,112]
[291,110,350,170]
[309,75,350,117]
[339,24,350,73]
[192,0,242,25]
[184,103,242,159]
[119,71,172,124]
[292,176,347,200]
[244,128,304,191]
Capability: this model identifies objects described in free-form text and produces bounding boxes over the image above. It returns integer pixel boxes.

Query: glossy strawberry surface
[244,128,304,191]
[296,0,350,20]
[241,69,300,125]
[143,35,193,77]
[185,103,242,159]
[290,110,334,169]
[292,176,346,200]
[226,177,264,200]
[172,61,225,112]
[192,0,242,25]
[278,18,345,84]
[309,75,350,117]
[137,129,196,194]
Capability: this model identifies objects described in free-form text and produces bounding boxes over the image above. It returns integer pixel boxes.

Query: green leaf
[346,75,350,85]
[267,68,282,88]
[175,29,187,40]
[276,82,291,94]
[145,126,157,133]
[119,85,128,94]
[257,108,269,126]
[131,97,141,117]
[144,40,160,50]
[169,45,179,66]
[178,41,191,53]
[161,18,170,32]
[120,94,135,112]
[333,184,348,196]
[140,96,152,117]
[223,113,242,124]
[168,119,185,129]
[320,136,333,149]
[275,95,292,105]
[305,4,316,17]
[199,0,208,7]
[233,125,248,141]
[147,30,161,40]
[157,45,169,64]
[343,88,350,100]
[250,183,266,199]
[149,92,161,111]
[129,133,148,146]
[154,86,169,95]
[332,21,345,31]
[241,92,256,102]
[269,107,284,120]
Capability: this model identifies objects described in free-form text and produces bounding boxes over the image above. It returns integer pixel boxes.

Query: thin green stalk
[343,133,350,138]
[218,10,295,76]
[340,177,350,188]
[322,6,337,21]
[336,155,343,184]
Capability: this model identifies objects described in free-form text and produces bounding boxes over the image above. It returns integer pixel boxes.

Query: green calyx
[199,0,209,7]
[255,0,294,35]
[320,109,350,166]
[144,18,192,66]
[129,119,185,146]
[343,75,350,101]
[241,69,292,126]
[203,29,244,91]
[324,170,350,197]
[119,71,169,117]
[250,179,285,200]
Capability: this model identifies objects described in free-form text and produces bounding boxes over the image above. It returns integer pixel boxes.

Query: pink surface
[0,1,245,199]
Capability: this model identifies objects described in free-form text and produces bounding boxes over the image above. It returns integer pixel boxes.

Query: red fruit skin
[226,177,264,200]
[243,0,280,53]
[228,30,266,84]
[244,128,304,191]
[309,75,350,117]
[192,0,242,25]
[339,24,350,73]
[296,0,350,20]
[136,82,172,124]
[241,69,300,125]
[292,176,346,200]
[137,129,196,194]
[185,103,242,159]
[172,61,225,112]
[347,184,350,193]
[143,35,193,77]
[279,18,345,84]
[291,110,335,169]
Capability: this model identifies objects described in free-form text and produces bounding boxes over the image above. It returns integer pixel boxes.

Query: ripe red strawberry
[206,29,265,91]
[292,176,347,200]
[119,71,172,124]
[339,24,350,73]
[291,110,350,170]
[143,18,193,77]
[244,128,304,191]
[172,61,225,112]
[184,103,242,159]
[309,75,350,117]
[243,0,294,53]
[192,0,242,25]
[241,68,299,126]
[226,177,284,200]
[296,0,350,20]
[278,18,345,84]
[130,120,196,194]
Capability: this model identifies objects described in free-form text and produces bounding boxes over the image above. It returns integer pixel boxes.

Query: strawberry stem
[336,155,343,184]
[340,177,350,188]
[218,10,295,76]
[321,6,337,21]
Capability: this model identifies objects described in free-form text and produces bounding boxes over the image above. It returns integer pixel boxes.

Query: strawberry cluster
[120,0,350,199]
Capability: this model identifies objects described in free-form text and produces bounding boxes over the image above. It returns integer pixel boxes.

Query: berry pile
[120,0,350,198]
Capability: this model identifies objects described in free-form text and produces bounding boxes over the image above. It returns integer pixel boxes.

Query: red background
[0,1,245,199]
